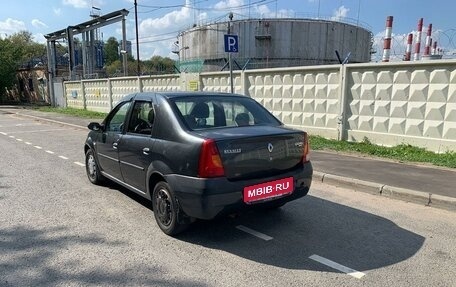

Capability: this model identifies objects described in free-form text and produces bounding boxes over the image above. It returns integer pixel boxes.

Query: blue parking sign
[224,34,238,53]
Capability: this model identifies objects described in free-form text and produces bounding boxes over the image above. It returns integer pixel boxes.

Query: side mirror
[88,122,104,131]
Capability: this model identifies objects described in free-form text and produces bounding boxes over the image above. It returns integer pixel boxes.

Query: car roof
[120,92,248,102]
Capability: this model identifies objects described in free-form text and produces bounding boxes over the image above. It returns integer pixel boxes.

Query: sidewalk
[1,106,455,212]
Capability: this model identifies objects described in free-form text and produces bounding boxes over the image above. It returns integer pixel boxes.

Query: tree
[104,37,119,66]
[142,56,176,75]
[0,31,46,100]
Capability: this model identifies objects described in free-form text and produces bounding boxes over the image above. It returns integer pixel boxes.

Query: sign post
[224,34,238,94]
[224,13,237,93]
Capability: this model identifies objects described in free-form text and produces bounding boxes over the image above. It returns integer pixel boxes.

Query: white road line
[25,142,32,145]
[74,161,85,167]
[9,135,15,138]
[309,254,365,279]
[236,225,273,241]
[59,156,68,160]
[0,132,7,135]
[16,138,23,142]
[34,146,42,149]
[45,150,55,154]
[6,128,69,134]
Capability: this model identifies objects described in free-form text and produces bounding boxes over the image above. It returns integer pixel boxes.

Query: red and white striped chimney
[424,24,433,56]
[413,18,424,61]
[382,16,394,62]
[404,33,413,61]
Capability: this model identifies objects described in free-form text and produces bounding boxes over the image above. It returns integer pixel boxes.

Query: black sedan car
[85,92,312,235]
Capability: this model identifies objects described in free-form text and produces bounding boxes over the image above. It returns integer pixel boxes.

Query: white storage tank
[177,18,373,72]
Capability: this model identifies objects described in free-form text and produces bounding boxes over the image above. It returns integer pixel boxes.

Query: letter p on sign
[224,34,238,53]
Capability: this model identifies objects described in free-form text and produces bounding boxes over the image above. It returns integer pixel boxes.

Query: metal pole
[122,16,127,76]
[134,0,140,75]
[228,13,234,94]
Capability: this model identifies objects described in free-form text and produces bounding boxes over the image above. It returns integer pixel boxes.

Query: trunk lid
[196,126,305,180]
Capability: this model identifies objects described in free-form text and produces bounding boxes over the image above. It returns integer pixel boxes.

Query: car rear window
[170,96,281,130]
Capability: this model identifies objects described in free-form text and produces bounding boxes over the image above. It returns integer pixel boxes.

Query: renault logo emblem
[267,143,273,153]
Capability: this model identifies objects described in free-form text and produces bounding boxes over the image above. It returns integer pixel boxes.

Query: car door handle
[113,142,118,149]
[142,148,150,155]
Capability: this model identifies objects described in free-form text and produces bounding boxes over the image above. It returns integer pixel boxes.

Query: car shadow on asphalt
[177,195,425,273]
[100,182,425,274]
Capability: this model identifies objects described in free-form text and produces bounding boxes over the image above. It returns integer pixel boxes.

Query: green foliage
[105,60,122,77]
[142,55,176,74]
[0,31,46,100]
[310,135,456,169]
[33,106,107,119]
[104,37,120,66]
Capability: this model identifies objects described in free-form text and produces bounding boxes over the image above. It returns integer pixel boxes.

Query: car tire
[152,181,189,236]
[85,149,104,185]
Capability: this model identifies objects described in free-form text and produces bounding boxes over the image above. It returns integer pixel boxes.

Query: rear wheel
[85,149,104,185]
[152,182,189,236]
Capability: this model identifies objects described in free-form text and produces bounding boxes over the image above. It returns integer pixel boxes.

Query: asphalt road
[1,112,455,287]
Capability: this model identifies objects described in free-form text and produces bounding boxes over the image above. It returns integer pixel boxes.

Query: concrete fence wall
[64,60,456,152]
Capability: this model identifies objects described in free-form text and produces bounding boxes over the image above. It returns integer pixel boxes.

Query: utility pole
[134,0,140,75]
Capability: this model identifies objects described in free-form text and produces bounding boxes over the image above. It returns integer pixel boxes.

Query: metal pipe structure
[413,18,423,61]
[382,16,393,62]
[424,24,432,56]
[432,41,437,55]
[404,33,413,61]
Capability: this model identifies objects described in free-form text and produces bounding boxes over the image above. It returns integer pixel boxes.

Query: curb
[313,171,456,212]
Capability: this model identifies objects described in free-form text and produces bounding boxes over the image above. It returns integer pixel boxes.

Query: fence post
[137,76,143,92]
[107,78,113,111]
[337,64,349,141]
[81,80,87,110]
[241,70,249,96]
[62,82,68,108]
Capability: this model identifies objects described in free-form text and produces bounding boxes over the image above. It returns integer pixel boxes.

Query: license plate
[243,177,294,204]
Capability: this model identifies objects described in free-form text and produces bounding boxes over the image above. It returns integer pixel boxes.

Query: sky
[1,0,455,61]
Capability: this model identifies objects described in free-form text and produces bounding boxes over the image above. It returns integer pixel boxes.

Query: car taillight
[302,133,310,163]
[198,139,225,178]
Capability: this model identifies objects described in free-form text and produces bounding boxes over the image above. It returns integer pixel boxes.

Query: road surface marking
[6,128,69,134]
[25,142,32,145]
[34,146,42,149]
[9,135,15,138]
[0,132,6,135]
[45,150,55,154]
[309,254,365,279]
[59,156,68,160]
[236,225,273,241]
[16,138,23,142]
[74,161,85,167]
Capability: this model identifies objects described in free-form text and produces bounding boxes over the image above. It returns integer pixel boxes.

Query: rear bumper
[165,163,313,219]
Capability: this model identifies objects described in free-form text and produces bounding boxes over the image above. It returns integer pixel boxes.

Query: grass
[31,107,455,169]
[310,135,456,169]
[32,106,107,119]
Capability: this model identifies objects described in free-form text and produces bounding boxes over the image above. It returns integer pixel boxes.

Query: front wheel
[85,149,104,185]
[152,182,189,236]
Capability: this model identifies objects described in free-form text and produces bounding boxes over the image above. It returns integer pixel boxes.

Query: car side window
[105,102,131,133]
[127,101,154,135]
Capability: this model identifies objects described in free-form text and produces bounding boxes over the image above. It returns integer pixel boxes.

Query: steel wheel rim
[87,154,96,178]
[155,188,173,227]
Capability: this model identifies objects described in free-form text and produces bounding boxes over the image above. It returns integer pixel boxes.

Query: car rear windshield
[170,96,282,130]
